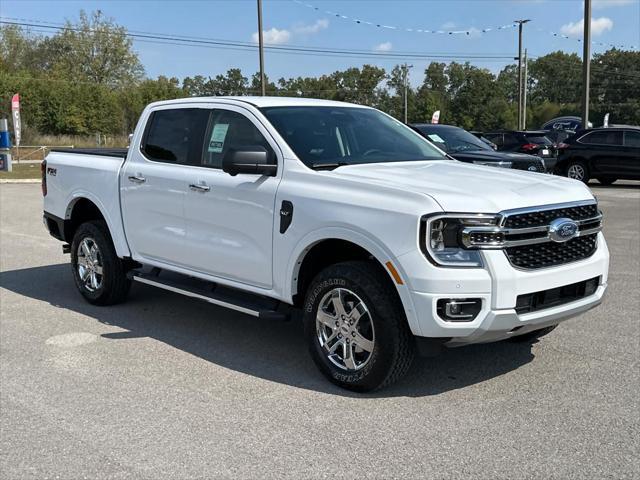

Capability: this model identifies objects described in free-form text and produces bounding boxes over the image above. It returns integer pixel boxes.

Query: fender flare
[64,190,131,258]
[285,226,422,336]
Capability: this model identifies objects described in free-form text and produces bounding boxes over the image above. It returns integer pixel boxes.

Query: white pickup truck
[42,97,609,391]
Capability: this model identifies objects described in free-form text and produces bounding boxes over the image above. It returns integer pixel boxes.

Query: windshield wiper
[308,161,350,171]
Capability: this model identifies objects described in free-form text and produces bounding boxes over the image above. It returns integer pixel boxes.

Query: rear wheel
[71,221,131,305]
[508,325,557,343]
[566,160,589,183]
[303,261,414,392]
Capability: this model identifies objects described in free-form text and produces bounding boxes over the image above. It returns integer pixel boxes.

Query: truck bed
[50,147,128,158]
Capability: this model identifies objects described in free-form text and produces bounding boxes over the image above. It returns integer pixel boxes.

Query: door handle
[189,183,210,192]
[128,174,146,184]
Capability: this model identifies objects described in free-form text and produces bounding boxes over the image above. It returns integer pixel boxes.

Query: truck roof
[148,96,369,109]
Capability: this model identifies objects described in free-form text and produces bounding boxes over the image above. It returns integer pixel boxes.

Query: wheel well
[65,198,105,242]
[292,239,394,307]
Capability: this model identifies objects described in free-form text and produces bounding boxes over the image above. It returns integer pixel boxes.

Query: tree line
[1,11,639,140]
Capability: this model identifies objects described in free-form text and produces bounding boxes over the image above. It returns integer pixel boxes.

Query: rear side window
[523,134,553,145]
[503,133,519,146]
[202,110,274,169]
[579,130,623,146]
[486,133,503,146]
[142,108,210,165]
[624,130,640,147]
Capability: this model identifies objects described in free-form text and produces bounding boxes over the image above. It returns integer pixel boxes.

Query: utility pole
[257,0,266,96]
[523,49,528,130]
[402,63,413,124]
[581,0,591,128]
[515,19,530,130]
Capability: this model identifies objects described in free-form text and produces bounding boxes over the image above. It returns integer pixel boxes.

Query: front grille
[515,276,600,314]
[505,233,598,269]
[504,203,598,229]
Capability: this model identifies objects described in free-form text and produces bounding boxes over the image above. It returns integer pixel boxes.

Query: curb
[0,179,41,184]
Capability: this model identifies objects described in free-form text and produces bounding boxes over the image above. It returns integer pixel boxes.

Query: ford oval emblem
[548,218,579,243]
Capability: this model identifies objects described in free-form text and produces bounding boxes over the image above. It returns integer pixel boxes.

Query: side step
[127,269,289,321]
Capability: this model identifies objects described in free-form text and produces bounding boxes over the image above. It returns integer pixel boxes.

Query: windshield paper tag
[209,124,229,153]
[427,134,445,143]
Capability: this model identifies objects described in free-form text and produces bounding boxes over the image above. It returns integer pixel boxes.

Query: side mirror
[222,146,277,177]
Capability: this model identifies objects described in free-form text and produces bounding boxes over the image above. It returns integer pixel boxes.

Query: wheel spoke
[328,338,343,354]
[80,268,90,281]
[317,309,337,330]
[352,331,374,352]
[80,241,91,259]
[348,301,366,325]
[93,265,103,275]
[343,341,356,370]
[330,289,347,317]
[90,273,98,290]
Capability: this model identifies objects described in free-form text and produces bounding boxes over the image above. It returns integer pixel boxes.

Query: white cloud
[252,27,291,45]
[593,0,634,9]
[441,21,456,30]
[293,19,329,35]
[560,17,614,37]
[374,41,393,52]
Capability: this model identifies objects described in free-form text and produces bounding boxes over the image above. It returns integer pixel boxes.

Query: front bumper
[397,233,609,342]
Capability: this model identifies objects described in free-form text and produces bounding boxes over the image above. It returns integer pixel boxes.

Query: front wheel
[303,261,414,392]
[71,221,131,305]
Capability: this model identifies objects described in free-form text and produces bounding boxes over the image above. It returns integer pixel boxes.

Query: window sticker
[208,123,229,153]
[427,134,445,143]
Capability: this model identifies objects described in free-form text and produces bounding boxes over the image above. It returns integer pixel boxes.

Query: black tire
[565,160,590,183]
[508,325,557,343]
[70,220,131,305]
[303,261,414,392]
[597,177,617,186]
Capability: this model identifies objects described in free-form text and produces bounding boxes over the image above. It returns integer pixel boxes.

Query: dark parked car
[410,124,546,173]
[469,131,498,150]
[556,127,640,184]
[484,130,557,171]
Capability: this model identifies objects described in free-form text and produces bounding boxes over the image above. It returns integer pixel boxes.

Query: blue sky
[2,0,639,85]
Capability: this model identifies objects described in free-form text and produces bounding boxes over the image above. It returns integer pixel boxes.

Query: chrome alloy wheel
[77,237,104,292]
[316,288,375,371]
[567,163,586,181]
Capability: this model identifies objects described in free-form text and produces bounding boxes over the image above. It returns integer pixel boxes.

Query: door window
[142,108,209,165]
[202,110,274,168]
[486,134,503,146]
[624,130,640,147]
[579,130,623,146]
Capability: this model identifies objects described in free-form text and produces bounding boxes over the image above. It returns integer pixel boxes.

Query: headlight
[423,214,499,267]
[472,160,513,169]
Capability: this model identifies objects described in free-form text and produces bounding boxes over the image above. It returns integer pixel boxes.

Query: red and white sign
[11,93,21,147]
[431,110,440,124]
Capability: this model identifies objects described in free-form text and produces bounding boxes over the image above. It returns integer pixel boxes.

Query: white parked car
[42,97,609,391]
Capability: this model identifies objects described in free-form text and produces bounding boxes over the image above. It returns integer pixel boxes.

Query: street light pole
[523,49,528,130]
[257,0,266,96]
[403,63,413,124]
[581,0,592,128]
[515,19,530,130]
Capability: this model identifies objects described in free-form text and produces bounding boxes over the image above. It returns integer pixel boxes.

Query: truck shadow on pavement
[1,263,536,398]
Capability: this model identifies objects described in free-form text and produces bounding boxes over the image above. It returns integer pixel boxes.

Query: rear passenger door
[621,130,640,178]
[579,130,625,176]
[182,105,281,288]
[121,106,209,267]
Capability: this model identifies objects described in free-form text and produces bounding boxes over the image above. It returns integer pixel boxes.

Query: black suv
[484,130,557,171]
[410,124,545,173]
[556,127,640,184]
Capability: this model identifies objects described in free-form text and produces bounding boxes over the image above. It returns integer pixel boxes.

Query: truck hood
[335,160,594,213]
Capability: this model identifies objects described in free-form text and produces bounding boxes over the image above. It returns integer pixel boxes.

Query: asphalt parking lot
[1,182,638,479]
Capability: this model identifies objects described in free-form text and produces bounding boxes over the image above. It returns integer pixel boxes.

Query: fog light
[437,298,482,322]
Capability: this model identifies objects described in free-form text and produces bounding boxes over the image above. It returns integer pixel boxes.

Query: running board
[128,270,289,321]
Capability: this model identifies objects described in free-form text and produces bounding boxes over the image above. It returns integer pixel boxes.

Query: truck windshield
[260,106,447,169]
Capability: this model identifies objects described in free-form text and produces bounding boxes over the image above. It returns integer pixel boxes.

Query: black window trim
[577,130,624,147]
[137,103,283,175]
